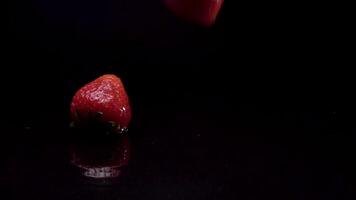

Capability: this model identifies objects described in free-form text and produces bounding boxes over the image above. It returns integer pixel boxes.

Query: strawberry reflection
[70,134,130,179]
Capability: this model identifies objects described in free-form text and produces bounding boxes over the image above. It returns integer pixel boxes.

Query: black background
[3,0,354,199]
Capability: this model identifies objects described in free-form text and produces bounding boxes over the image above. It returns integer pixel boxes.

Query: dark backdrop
[3,0,354,199]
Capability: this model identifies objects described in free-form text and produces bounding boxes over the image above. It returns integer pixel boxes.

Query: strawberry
[164,0,224,26]
[70,74,131,134]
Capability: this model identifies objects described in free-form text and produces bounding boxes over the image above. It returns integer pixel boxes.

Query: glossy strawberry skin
[164,0,224,26]
[70,74,131,130]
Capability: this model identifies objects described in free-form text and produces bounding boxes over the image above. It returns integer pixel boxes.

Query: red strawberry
[70,74,131,133]
[164,0,224,26]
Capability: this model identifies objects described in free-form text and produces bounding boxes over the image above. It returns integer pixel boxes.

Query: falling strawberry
[164,0,224,26]
[70,74,131,134]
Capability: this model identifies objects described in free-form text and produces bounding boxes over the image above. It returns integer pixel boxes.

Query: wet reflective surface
[70,135,130,179]
[5,102,355,200]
